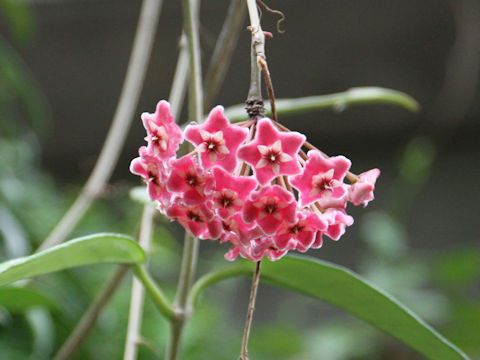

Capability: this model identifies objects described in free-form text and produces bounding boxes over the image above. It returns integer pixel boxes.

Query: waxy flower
[220,214,264,246]
[274,210,328,252]
[167,156,213,205]
[291,150,351,207]
[130,146,171,208]
[237,119,305,185]
[323,208,354,241]
[131,100,379,262]
[166,202,221,239]
[142,100,183,159]
[348,168,381,207]
[185,106,248,172]
[243,185,297,235]
[211,167,257,219]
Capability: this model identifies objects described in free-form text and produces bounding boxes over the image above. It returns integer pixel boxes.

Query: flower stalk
[239,260,262,360]
[37,0,164,252]
[164,0,202,358]
[124,204,156,360]
[246,0,266,119]
[204,0,246,109]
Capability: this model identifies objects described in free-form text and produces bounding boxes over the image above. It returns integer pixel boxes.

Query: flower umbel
[131,101,379,261]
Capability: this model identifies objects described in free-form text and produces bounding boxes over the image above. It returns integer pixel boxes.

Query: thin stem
[124,205,155,360]
[246,0,266,119]
[247,0,277,123]
[174,234,200,310]
[204,0,246,109]
[247,39,263,103]
[133,265,176,321]
[37,0,164,252]
[239,260,262,360]
[124,21,191,359]
[164,1,203,359]
[165,234,199,360]
[182,0,203,123]
[169,34,190,119]
[283,176,292,192]
[274,120,359,183]
[258,57,277,121]
[53,266,129,360]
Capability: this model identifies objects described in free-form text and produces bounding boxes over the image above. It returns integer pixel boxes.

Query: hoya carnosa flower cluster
[131,100,380,262]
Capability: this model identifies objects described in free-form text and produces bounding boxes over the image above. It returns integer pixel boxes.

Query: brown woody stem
[239,260,262,360]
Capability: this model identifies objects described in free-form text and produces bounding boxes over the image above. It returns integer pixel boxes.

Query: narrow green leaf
[0,233,145,286]
[0,38,50,136]
[224,87,420,122]
[260,256,469,360]
[0,287,57,312]
[191,255,468,360]
[0,0,35,44]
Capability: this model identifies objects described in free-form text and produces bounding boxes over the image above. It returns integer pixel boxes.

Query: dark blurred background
[1,0,479,359]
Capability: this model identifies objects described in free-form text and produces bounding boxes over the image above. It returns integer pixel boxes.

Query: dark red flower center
[265,204,277,214]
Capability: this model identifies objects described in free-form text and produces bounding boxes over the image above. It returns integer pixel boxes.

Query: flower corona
[131,100,380,262]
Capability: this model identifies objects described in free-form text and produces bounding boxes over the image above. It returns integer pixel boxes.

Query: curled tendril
[256,0,286,34]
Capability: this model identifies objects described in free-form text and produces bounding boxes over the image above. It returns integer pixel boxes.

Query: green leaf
[224,87,420,122]
[260,256,469,360]
[191,255,469,360]
[0,287,57,312]
[0,38,50,137]
[0,233,145,286]
[0,0,35,44]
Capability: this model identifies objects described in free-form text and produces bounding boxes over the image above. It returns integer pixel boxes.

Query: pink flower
[348,168,380,207]
[167,156,213,205]
[129,147,171,207]
[220,214,263,245]
[265,247,288,261]
[311,231,323,249]
[291,150,351,207]
[131,100,380,262]
[237,119,305,185]
[185,106,248,172]
[142,100,183,159]
[274,210,328,252]
[166,202,220,239]
[224,246,241,261]
[243,185,297,235]
[211,167,257,219]
[322,208,354,241]
[225,237,288,262]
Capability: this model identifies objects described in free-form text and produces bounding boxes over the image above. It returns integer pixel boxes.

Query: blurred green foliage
[0,0,35,45]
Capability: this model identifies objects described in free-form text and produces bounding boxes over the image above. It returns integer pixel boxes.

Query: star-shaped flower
[142,100,183,159]
[237,118,305,185]
[290,150,351,207]
[274,210,327,252]
[243,185,297,235]
[166,202,220,239]
[129,146,171,208]
[184,106,248,172]
[220,214,263,245]
[348,168,380,207]
[224,237,288,262]
[322,208,354,240]
[211,167,257,219]
[167,156,213,205]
